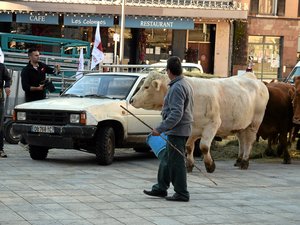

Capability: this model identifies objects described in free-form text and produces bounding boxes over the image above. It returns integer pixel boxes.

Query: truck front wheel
[29,145,49,160]
[4,119,21,144]
[95,127,115,165]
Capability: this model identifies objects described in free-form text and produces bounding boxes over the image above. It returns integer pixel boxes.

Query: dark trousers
[152,135,189,199]
[0,99,4,150]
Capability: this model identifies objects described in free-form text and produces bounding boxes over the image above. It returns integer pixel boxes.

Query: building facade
[0,0,249,76]
[233,0,300,80]
[2,1,299,79]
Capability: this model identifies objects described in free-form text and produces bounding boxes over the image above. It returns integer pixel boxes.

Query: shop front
[121,16,194,65]
[1,12,205,66]
[248,36,281,81]
[0,12,241,76]
[0,0,249,76]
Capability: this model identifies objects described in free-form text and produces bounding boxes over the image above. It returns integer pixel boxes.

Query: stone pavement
[0,143,300,225]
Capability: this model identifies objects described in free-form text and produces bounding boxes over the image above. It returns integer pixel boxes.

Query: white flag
[75,48,84,79]
[90,22,105,70]
[0,47,4,63]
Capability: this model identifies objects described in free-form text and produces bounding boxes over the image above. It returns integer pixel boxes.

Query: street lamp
[113,33,120,65]
[119,0,125,64]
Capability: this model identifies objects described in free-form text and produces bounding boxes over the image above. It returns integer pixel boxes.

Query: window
[189,23,210,42]
[250,0,285,16]
[248,36,282,80]
[259,0,274,14]
[277,0,285,16]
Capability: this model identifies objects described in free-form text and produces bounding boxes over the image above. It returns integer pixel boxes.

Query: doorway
[187,23,216,74]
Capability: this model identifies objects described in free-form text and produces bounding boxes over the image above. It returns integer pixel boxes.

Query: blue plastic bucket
[146,133,167,157]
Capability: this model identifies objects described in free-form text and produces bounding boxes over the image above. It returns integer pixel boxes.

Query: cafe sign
[0,13,12,22]
[16,13,58,25]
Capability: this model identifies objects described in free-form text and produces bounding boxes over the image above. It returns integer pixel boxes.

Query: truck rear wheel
[95,127,115,165]
[29,145,49,160]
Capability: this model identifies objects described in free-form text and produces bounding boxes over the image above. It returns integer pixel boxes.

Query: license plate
[31,125,55,134]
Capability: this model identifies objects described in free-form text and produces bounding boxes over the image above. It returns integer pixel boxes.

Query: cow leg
[186,133,216,174]
[264,135,276,157]
[235,127,257,170]
[297,139,300,151]
[234,131,247,167]
[186,136,198,173]
[292,126,300,142]
[200,134,217,173]
[197,119,221,173]
[234,135,243,167]
[287,127,293,147]
[277,133,291,164]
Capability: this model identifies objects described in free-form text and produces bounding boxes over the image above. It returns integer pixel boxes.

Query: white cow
[131,72,269,173]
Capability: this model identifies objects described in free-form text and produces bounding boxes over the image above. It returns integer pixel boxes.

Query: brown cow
[257,82,295,164]
[291,77,300,150]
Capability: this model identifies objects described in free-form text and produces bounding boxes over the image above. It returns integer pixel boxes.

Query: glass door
[248,36,281,81]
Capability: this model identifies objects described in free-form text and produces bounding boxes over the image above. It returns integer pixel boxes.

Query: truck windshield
[62,75,138,99]
[285,66,300,84]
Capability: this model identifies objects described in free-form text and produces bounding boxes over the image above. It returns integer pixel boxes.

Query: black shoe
[143,189,167,198]
[0,150,7,158]
[165,193,189,202]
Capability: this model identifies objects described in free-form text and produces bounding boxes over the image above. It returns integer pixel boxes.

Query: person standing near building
[143,56,194,202]
[21,48,60,102]
[18,48,60,148]
[0,63,11,158]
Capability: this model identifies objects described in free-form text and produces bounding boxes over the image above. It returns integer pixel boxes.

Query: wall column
[214,21,231,76]
[172,30,187,60]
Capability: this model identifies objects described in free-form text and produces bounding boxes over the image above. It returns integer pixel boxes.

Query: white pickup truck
[13,72,161,165]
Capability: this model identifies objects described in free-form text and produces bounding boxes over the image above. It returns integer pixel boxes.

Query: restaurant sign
[124,16,194,30]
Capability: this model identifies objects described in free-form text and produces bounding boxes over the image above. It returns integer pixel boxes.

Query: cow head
[293,76,300,124]
[131,71,169,110]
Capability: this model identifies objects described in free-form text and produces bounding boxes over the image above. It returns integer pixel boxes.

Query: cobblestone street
[0,143,300,225]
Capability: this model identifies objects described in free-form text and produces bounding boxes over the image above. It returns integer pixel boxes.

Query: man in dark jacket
[0,63,11,158]
[21,48,59,102]
[143,56,194,202]
[19,48,59,148]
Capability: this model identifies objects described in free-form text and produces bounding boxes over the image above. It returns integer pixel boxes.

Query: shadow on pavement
[40,149,157,166]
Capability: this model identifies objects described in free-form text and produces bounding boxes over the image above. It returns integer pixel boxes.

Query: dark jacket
[156,75,194,136]
[0,63,11,100]
[21,61,55,102]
